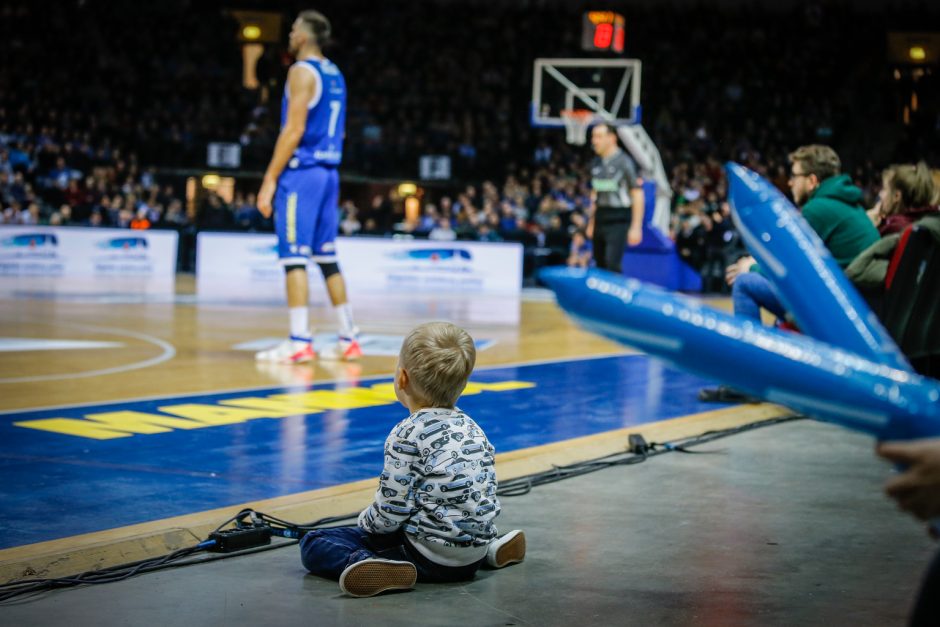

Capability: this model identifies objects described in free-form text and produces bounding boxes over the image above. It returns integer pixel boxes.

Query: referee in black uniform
[587,123,644,273]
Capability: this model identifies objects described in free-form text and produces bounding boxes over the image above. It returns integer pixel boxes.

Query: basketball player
[255,10,361,363]
[587,123,644,273]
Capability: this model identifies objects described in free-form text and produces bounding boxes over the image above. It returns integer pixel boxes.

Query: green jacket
[846,212,940,288]
[802,175,879,268]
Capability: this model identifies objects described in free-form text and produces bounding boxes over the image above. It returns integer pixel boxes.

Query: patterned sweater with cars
[358,407,501,567]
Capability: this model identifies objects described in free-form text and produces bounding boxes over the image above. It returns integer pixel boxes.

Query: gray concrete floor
[2,419,935,626]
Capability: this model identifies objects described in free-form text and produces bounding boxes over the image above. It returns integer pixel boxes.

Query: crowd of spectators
[336,150,595,273]
[0,142,190,230]
[1,0,937,286]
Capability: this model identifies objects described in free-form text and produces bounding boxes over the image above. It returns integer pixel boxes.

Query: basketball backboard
[531,58,642,128]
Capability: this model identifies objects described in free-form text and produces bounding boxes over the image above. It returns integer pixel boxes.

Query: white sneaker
[486,530,526,568]
[338,558,417,597]
[254,338,315,364]
[319,328,363,361]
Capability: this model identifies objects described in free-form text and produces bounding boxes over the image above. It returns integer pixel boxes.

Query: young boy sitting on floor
[299,321,526,597]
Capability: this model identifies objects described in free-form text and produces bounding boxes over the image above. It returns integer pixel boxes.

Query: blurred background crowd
[1,0,937,287]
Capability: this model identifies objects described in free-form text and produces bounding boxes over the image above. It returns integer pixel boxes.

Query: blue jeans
[300,526,483,583]
[732,272,788,322]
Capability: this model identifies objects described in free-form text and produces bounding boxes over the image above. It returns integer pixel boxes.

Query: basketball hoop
[560,109,595,145]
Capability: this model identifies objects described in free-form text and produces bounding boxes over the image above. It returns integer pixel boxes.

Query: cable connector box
[207,527,272,553]
[628,433,649,455]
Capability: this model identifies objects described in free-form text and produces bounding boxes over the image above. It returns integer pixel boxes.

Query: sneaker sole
[340,561,417,598]
[254,351,315,364]
[319,346,362,362]
[494,531,526,568]
[287,353,315,364]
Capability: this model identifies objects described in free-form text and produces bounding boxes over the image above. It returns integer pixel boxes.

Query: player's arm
[628,182,644,245]
[256,66,318,218]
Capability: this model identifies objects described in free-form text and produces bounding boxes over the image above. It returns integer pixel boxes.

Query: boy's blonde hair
[400,322,476,408]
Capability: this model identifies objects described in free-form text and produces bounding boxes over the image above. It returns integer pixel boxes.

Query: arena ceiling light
[887,32,938,65]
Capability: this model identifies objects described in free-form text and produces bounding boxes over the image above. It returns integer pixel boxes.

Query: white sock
[289,307,310,340]
[335,303,356,337]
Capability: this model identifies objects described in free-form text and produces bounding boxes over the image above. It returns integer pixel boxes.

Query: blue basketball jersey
[282,57,346,168]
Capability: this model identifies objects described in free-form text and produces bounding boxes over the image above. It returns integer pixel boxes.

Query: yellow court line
[0,404,792,582]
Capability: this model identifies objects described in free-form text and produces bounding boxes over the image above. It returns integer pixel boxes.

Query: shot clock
[581,11,625,54]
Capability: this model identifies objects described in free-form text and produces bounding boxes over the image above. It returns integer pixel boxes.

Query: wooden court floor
[0,276,776,581]
[0,277,633,412]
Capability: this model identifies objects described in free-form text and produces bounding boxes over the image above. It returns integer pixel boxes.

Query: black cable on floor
[0,413,803,603]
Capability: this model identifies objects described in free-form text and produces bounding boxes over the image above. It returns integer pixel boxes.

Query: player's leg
[592,221,609,271]
[313,169,361,361]
[603,219,629,274]
[256,171,315,363]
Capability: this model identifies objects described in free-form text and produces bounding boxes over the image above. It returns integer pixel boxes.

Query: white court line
[0,323,176,385]
[0,339,125,352]
[0,351,628,415]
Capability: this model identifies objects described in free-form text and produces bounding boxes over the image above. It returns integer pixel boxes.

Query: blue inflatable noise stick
[539,267,940,441]
[725,163,910,372]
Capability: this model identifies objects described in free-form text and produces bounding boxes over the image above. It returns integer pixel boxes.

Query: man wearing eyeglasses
[724,144,879,323]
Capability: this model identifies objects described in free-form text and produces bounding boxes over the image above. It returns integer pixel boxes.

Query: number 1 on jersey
[327,100,342,138]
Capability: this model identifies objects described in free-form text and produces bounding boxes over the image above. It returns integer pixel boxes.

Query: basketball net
[560,109,594,145]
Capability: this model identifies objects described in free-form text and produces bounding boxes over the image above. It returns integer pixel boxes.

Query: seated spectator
[116,207,133,228]
[848,163,938,289]
[360,217,382,235]
[428,217,456,241]
[704,146,883,404]
[725,145,879,323]
[47,156,72,190]
[20,202,41,225]
[8,172,28,204]
[0,149,12,178]
[163,200,189,228]
[497,201,518,234]
[871,162,937,235]
[232,192,267,231]
[130,207,151,230]
[57,204,73,226]
[417,203,439,232]
[567,229,592,268]
[476,222,501,242]
[695,202,739,293]
[198,193,234,230]
[339,201,362,236]
[673,198,708,270]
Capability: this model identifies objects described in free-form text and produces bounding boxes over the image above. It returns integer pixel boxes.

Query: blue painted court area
[0,355,725,549]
